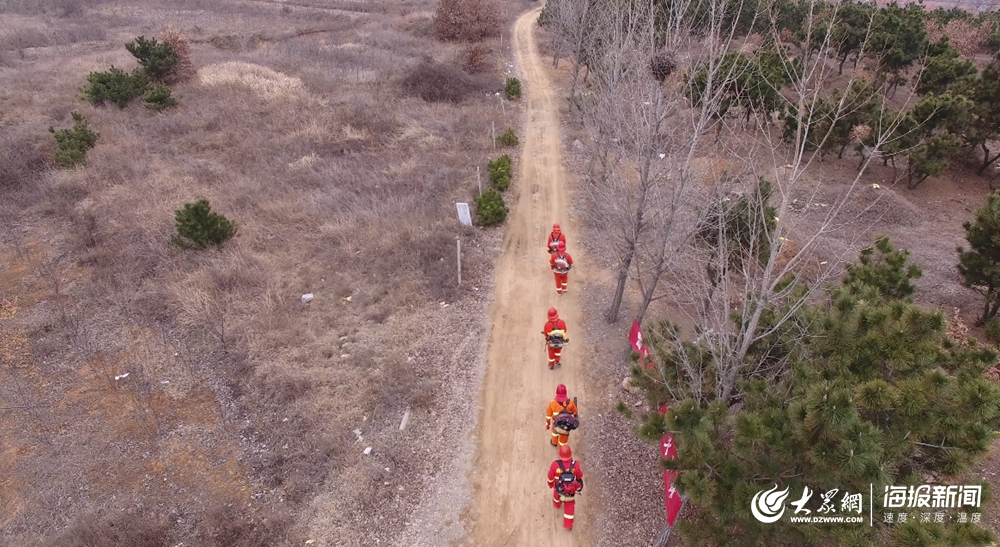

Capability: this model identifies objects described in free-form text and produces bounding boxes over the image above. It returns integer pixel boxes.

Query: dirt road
[467,8,595,546]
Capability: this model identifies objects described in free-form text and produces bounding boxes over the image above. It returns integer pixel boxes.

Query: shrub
[435,0,502,42]
[82,66,148,108]
[474,188,507,226]
[460,44,491,74]
[46,511,170,547]
[986,32,1000,54]
[1,131,49,187]
[49,112,99,168]
[496,128,519,147]
[125,36,178,82]
[504,77,521,100]
[401,59,491,103]
[145,84,177,110]
[650,53,677,82]
[537,4,554,26]
[172,199,237,249]
[986,317,1000,346]
[488,154,512,191]
[157,26,195,83]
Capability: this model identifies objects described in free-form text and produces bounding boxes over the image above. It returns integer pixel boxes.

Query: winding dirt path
[468,8,596,546]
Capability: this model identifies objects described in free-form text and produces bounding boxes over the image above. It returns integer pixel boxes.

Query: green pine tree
[125,36,179,82]
[172,199,237,249]
[49,112,99,168]
[959,191,1000,325]
[632,238,1000,547]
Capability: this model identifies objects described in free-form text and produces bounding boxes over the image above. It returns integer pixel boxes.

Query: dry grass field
[0,0,533,545]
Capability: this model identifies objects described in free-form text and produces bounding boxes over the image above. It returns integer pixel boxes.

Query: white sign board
[456,202,472,226]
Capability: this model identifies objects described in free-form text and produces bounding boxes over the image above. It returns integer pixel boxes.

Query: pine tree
[958,191,1000,325]
[172,199,237,249]
[633,238,1000,546]
[125,36,179,82]
[49,112,99,168]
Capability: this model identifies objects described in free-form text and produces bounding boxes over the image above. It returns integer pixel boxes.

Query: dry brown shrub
[158,26,194,83]
[926,19,991,57]
[43,512,170,547]
[342,105,401,146]
[0,130,50,189]
[434,0,502,42]
[947,19,990,57]
[202,504,294,547]
[925,20,945,47]
[401,59,496,102]
[459,43,493,74]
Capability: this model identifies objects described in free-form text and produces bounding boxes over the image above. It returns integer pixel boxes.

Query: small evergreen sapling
[49,112,99,168]
[474,188,507,226]
[488,155,512,191]
[126,36,179,82]
[496,128,519,147]
[145,84,177,111]
[172,199,237,249]
[504,77,522,100]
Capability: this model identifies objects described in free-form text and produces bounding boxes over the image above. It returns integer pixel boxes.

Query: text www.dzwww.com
[789,516,864,523]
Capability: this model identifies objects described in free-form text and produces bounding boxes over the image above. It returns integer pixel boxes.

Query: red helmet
[559,445,572,460]
[547,307,558,321]
[552,223,561,233]
[557,241,566,251]
[556,384,567,403]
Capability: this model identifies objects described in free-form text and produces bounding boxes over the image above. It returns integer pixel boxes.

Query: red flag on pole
[629,320,651,368]
[629,320,650,356]
[660,406,683,526]
[666,480,684,526]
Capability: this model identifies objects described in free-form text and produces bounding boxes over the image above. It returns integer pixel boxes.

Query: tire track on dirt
[466,8,595,546]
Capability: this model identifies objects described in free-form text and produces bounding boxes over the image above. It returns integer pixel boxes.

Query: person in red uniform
[547,445,584,530]
[547,223,567,255]
[550,241,573,295]
[545,384,579,447]
[542,307,568,370]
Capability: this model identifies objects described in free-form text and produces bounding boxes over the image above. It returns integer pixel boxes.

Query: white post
[477,165,482,195]
[457,237,462,286]
[492,121,496,151]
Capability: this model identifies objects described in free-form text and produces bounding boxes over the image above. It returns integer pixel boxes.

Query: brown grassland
[0,0,533,545]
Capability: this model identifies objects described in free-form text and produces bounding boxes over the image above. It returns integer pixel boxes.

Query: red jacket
[547,232,567,253]
[543,319,567,338]
[547,458,584,494]
[550,252,573,273]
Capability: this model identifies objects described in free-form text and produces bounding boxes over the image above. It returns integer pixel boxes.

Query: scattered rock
[364,446,372,455]
[301,293,314,304]
[573,139,583,151]
[622,376,641,394]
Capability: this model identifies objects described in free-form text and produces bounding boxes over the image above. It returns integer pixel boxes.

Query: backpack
[547,328,568,348]
[548,234,561,253]
[555,460,579,496]
[553,398,579,435]
[553,254,571,273]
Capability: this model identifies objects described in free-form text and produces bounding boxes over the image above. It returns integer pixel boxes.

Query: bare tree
[566,0,920,403]
[542,0,599,103]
